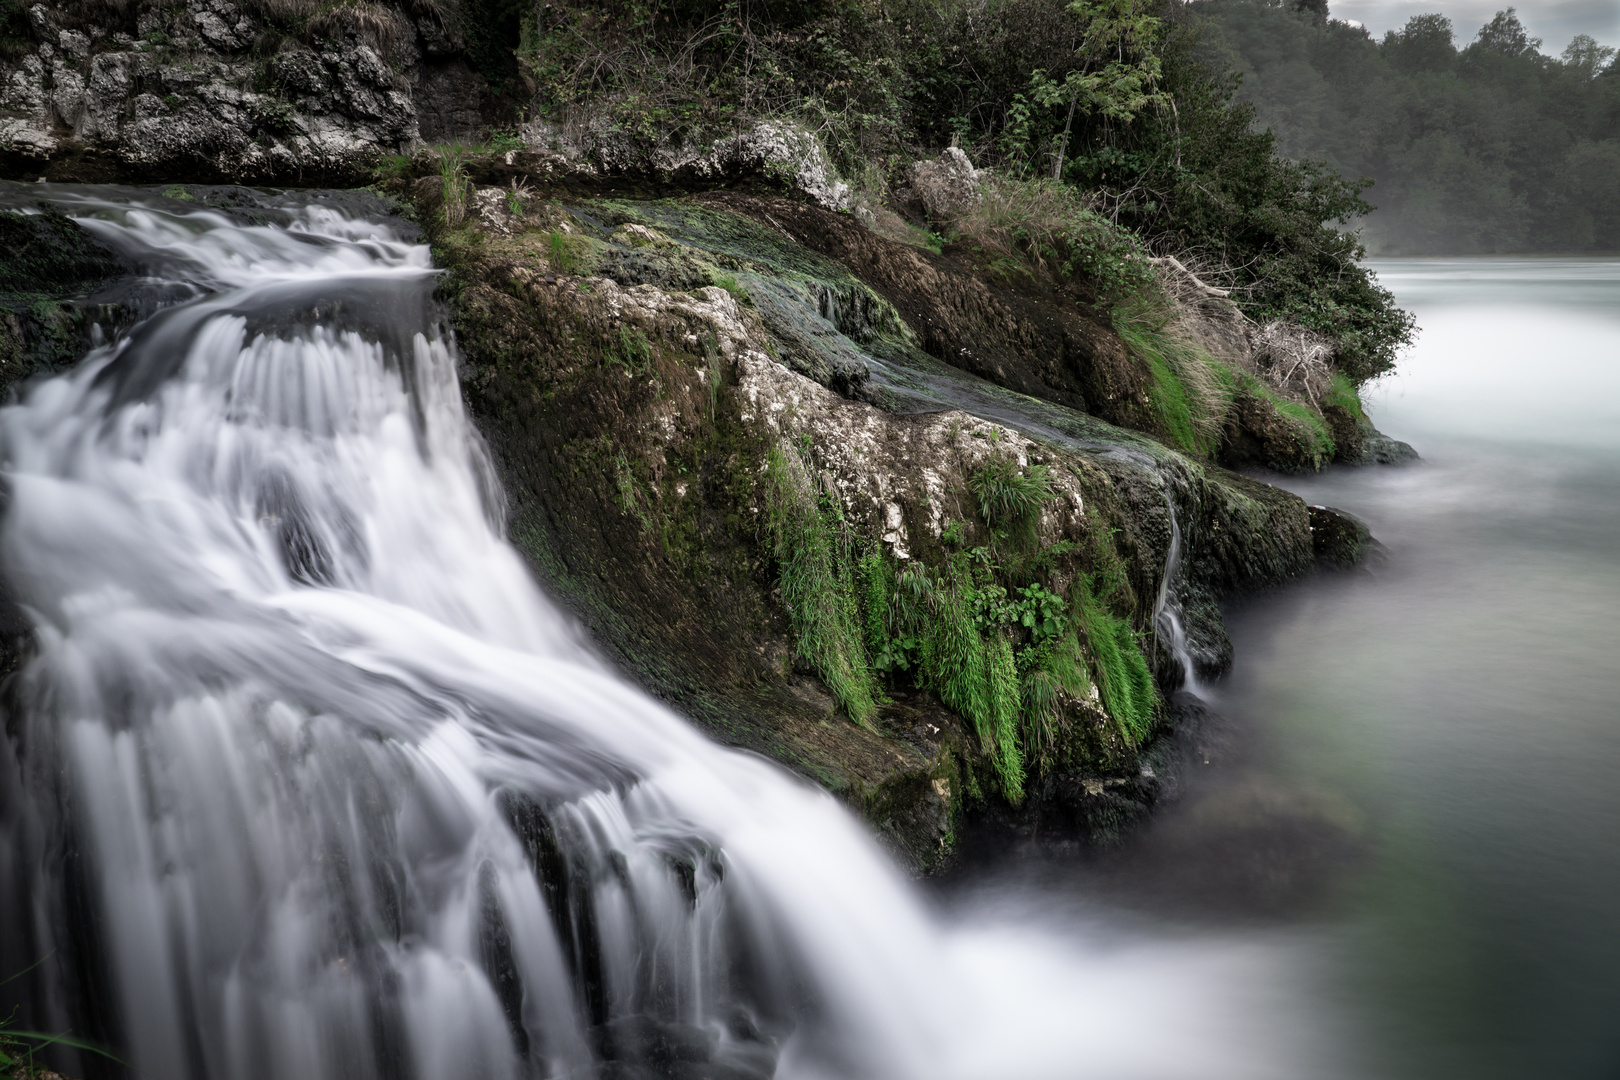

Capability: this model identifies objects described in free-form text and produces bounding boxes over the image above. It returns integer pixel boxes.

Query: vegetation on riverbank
[514,0,1413,383]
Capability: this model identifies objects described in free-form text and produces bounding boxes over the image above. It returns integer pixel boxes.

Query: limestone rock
[903,146,981,221]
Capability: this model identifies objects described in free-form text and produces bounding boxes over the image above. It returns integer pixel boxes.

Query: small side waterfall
[0,186,1304,1080]
[1154,495,1208,700]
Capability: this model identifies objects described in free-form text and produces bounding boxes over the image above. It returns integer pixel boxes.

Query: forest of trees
[1193,0,1620,253]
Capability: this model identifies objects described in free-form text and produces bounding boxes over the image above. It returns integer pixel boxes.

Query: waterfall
[0,187,1306,1080]
[1153,496,1207,700]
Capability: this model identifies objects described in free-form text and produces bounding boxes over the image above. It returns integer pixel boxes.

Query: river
[950,257,1620,1079]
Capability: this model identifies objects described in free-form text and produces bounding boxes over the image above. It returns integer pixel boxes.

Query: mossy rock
[0,208,133,394]
[423,182,1327,868]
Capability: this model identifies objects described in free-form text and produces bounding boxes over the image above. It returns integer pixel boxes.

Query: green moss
[762,445,880,726]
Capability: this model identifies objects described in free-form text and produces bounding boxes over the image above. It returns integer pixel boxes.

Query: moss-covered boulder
[416,176,1326,870]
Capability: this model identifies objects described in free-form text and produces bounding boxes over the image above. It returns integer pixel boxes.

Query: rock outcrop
[408,176,1328,870]
[0,0,471,182]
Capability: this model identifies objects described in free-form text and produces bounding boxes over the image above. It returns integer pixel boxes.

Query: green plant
[763,444,880,727]
[1074,577,1156,743]
[711,271,749,304]
[948,174,1156,306]
[1111,302,1230,458]
[605,323,653,375]
[436,143,472,227]
[547,230,582,275]
[967,457,1052,547]
[488,129,524,153]
[1,959,120,1078]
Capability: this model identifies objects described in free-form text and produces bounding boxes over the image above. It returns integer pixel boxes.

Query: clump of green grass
[711,271,749,304]
[605,323,654,375]
[1112,297,1231,459]
[548,230,583,275]
[1325,369,1366,421]
[1074,578,1157,744]
[967,457,1051,548]
[763,445,879,727]
[436,143,471,227]
[947,174,1156,307]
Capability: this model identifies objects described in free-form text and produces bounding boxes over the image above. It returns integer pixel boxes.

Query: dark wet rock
[1360,427,1419,464]
[0,206,134,392]
[1322,402,1419,465]
[1308,504,1379,568]
[0,0,500,184]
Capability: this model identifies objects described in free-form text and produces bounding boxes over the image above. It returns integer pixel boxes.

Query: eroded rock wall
[0,0,484,182]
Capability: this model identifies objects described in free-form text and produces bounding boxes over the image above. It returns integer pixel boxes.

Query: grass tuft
[437,144,471,227]
[1112,295,1230,459]
[763,445,879,727]
[967,457,1051,547]
[1074,579,1157,745]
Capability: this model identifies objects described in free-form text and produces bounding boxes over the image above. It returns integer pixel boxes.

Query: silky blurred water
[1258,257,1620,1080]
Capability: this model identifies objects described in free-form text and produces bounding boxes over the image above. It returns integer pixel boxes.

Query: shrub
[947,174,1156,307]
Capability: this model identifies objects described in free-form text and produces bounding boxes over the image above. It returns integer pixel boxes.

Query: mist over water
[1171,258,1620,1079]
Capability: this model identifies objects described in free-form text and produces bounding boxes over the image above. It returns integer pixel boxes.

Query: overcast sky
[1327,0,1620,52]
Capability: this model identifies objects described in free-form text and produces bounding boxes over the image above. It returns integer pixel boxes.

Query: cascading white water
[1153,499,1206,701]
[0,187,1320,1080]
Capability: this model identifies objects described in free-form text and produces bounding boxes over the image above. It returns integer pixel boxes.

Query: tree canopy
[1192,1,1620,252]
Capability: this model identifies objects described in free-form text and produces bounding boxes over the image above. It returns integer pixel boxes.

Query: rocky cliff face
[0,142,1395,870]
[0,0,493,182]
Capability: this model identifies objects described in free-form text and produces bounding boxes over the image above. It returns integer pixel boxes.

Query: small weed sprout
[505,177,533,218]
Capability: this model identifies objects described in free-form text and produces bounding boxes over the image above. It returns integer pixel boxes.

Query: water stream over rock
[0,188,1315,1080]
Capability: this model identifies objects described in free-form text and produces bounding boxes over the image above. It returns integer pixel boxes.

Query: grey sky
[1327,0,1620,51]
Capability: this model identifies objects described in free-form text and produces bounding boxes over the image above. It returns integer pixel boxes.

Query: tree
[1383,13,1456,74]
[1026,0,1171,178]
[1472,7,1540,58]
[1560,33,1616,78]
